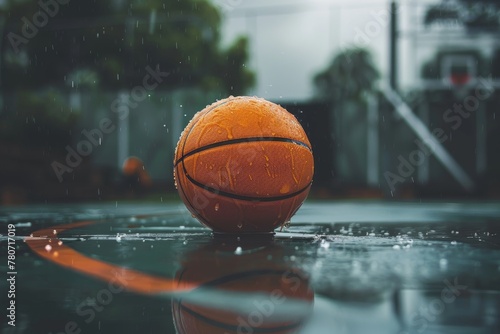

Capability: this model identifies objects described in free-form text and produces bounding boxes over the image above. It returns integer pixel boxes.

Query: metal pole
[367,93,379,186]
[389,1,398,90]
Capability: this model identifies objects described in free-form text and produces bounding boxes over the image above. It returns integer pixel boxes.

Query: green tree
[313,48,380,185]
[1,0,254,93]
[314,48,379,102]
[0,0,255,151]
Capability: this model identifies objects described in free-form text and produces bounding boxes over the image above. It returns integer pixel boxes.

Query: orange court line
[25,220,194,295]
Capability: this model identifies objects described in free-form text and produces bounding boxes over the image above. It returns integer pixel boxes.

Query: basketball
[173,96,314,233]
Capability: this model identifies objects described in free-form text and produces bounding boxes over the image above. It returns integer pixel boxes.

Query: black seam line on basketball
[178,303,303,332]
[175,137,312,167]
[186,172,311,202]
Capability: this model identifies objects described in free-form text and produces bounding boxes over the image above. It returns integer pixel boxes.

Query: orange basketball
[173,96,314,233]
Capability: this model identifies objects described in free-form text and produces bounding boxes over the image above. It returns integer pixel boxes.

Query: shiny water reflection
[172,238,314,334]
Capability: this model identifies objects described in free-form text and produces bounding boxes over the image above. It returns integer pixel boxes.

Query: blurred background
[0,0,499,205]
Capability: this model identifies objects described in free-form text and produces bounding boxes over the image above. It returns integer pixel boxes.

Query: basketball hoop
[441,54,477,98]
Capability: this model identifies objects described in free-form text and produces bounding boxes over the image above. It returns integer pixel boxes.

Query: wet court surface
[1,200,500,334]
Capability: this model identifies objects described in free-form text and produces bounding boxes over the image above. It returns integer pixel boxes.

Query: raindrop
[214,203,220,211]
[450,240,457,245]
[439,258,448,270]
[237,223,243,229]
[15,222,31,228]
[45,244,52,252]
[234,246,243,255]
[183,240,188,245]
[392,245,401,250]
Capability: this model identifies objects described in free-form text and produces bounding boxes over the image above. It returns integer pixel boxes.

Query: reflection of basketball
[172,242,314,334]
[174,96,314,233]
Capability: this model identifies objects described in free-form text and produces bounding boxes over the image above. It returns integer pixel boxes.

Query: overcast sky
[217,0,394,101]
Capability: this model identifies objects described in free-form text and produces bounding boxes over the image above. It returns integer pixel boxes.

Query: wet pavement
[1,200,499,334]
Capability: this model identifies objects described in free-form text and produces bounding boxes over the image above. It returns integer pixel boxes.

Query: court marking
[25,220,196,295]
